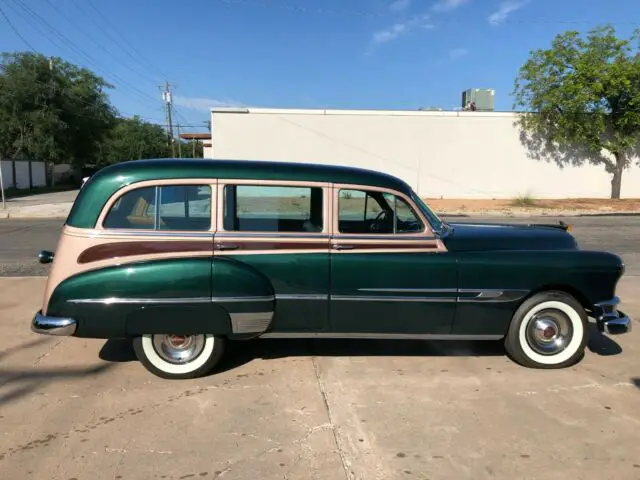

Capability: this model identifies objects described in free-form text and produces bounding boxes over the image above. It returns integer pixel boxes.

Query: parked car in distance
[31,158,631,379]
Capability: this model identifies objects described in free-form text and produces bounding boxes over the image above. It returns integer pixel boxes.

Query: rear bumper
[593,297,632,335]
[31,311,77,336]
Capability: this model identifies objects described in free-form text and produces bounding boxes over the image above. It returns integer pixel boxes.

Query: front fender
[453,250,625,335]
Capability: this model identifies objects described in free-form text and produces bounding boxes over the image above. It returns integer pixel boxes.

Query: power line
[84,0,168,79]
[0,4,36,52]
[216,0,640,25]
[41,0,160,85]
[7,0,159,109]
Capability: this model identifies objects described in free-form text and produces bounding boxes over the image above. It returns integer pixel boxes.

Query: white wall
[0,160,48,189]
[209,108,640,199]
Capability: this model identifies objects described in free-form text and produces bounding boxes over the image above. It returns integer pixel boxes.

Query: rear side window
[103,185,211,231]
[223,185,323,232]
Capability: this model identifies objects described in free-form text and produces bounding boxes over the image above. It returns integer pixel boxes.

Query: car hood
[441,221,578,252]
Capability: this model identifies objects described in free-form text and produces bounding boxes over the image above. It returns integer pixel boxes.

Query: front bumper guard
[31,311,77,336]
[593,297,632,335]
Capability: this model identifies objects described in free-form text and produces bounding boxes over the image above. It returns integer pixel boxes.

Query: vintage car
[31,158,631,379]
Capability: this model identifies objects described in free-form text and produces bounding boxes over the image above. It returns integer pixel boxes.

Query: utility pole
[161,81,176,156]
[176,123,182,158]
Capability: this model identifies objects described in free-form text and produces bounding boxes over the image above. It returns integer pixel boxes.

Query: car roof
[66,158,413,229]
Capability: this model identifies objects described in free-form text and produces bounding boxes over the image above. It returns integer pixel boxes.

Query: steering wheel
[370,210,391,232]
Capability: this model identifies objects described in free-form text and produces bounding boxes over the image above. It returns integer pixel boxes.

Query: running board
[260,332,504,340]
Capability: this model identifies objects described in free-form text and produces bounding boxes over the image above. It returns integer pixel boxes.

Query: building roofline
[211,106,525,118]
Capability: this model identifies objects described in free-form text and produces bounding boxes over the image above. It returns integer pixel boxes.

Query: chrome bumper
[31,311,77,336]
[593,297,632,335]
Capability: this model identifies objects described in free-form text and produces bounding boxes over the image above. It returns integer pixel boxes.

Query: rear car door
[212,180,331,333]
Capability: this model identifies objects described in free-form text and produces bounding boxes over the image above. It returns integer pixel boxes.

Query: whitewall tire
[505,291,588,369]
[133,333,225,379]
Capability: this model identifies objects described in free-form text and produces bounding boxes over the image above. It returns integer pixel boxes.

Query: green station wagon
[32,158,631,379]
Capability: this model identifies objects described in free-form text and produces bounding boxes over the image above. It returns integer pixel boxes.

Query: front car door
[213,180,331,334]
[329,184,456,335]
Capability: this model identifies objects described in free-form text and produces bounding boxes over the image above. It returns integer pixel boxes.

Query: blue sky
[1,0,639,132]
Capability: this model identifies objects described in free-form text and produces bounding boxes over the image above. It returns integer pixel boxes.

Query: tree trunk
[610,152,625,199]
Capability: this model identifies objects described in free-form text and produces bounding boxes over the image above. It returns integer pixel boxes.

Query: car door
[212,180,331,333]
[329,185,457,335]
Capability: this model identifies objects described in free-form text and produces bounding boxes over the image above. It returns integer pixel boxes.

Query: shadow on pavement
[98,339,136,362]
[0,337,51,361]
[631,378,640,390]
[0,364,113,406]
[217,338,506,374]
[586,323,623,356]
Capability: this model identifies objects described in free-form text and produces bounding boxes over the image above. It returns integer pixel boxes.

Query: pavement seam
[33,339,64,366]
[311,356,354,480]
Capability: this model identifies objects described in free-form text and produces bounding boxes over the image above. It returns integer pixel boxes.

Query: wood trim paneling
[78,240,213,264]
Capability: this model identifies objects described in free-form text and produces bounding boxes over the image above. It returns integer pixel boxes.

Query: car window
[224,185,323,232]
[338,189,423,234]
[103,185,211,231]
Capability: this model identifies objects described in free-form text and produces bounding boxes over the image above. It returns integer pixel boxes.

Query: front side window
[338,189,423,234]
[224,185,324,232]
[103,185,211,231]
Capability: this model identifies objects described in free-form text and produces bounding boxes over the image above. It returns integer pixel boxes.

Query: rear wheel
[505,291,588,369]
[133,334,225,379]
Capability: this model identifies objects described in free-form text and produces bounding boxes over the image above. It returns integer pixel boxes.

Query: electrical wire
[84,0,168,79]
[7,0,159,109]
[0,4,37,52]
[216,0,640,25]
[41,0,161,85]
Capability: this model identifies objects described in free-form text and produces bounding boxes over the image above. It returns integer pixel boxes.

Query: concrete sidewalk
[0,190,77,219]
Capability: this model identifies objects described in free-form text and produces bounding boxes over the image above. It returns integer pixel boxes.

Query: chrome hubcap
[526,309,573,355]
[152,334,206,364]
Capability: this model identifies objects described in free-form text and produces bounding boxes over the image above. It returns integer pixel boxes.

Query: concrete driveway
[1,276,638,480]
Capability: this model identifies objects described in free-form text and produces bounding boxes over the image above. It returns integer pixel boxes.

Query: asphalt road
[0,216,638,276]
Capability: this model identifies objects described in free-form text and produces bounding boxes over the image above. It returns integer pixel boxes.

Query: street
[0,216,638,479]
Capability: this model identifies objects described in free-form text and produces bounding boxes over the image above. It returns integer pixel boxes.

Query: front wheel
[133,334,225,379]
[505,291,588,369]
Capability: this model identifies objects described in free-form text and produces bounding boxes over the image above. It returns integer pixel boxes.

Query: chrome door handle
[215,243,239,251]
[331,243,354,251]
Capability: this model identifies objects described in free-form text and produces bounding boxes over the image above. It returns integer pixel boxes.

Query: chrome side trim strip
[276,294,329,301]
[68,297,211,304]
[261,332,504,340]
[215,232,331,239]
[457,289,528,303]
[95,231,214,238]
[230,312,273,334]
[211,295,275,303]
[358,288,457,293]
[69,296,276,304]
[332,235,437,241]
[331,295,456,303]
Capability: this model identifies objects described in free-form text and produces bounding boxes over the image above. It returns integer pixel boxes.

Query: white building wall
[209,108,640,199]
[0,160,47,189]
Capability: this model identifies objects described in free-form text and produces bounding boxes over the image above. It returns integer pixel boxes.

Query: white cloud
[173,95,245,112]
[389,0,411,12]
[487,0,530,26]
[431,0,470,12]
[449,47,469,60]
[371,14,434,45]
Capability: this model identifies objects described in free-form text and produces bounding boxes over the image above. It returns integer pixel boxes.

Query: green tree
[97,116,172,165]
[0,51,116,167]
[513,25,640,199]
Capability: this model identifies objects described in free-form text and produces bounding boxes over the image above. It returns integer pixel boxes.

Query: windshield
[410,192,445,233]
